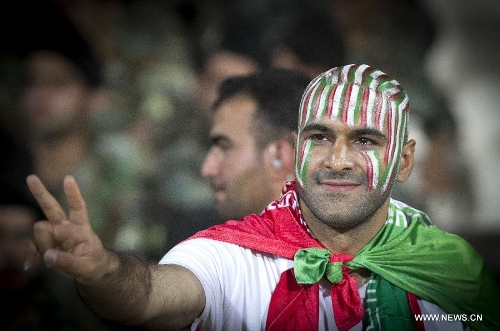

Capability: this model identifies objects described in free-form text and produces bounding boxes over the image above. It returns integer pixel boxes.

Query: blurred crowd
[0,0,499,329]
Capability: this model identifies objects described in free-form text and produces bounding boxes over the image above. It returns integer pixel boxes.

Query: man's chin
[214,191,226,204]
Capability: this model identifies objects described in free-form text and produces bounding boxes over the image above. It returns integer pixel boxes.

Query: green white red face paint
[295,64,409,193]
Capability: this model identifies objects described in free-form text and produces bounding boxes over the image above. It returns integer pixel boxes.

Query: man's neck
[303,199,390,256]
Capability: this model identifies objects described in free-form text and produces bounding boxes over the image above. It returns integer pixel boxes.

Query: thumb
[43,248,99,282]
[43,249,77,272]
[43,249,58,267]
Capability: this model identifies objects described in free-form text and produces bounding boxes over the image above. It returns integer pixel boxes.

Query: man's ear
[265,139,295,181]
[397,139,416,183]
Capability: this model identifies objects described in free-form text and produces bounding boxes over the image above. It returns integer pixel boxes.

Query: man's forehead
[211,95,258,140]
[298,64,409,131]
[299,82,392,129]
[214,94,256,125]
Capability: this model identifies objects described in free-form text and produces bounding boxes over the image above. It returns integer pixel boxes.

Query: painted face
[296,64,409,194]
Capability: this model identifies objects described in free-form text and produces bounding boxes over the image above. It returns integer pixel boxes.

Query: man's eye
[214,142,231,152]
[210,137,231,151]
[310,134,328,142]
[356,137,376,145]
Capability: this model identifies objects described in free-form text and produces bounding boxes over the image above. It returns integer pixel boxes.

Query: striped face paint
[295,64,409,193]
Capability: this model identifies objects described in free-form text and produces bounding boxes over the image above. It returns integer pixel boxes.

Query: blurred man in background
[201,68,311,220]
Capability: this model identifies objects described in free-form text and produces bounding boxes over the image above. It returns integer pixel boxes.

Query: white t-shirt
[159,238,470,331]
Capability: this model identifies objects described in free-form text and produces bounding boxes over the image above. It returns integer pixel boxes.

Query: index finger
[26,174,67,224]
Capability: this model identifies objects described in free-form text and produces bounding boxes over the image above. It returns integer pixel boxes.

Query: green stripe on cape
[349,203,500,331]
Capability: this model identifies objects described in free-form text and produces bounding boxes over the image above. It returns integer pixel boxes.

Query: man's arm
[25,175,205,330]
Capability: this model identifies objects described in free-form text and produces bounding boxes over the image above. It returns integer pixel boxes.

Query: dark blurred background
[0,0,498,329]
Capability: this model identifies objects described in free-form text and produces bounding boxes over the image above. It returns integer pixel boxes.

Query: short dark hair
[213,68,311,148]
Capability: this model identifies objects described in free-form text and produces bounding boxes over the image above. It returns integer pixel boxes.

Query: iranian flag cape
[188,182,500,331]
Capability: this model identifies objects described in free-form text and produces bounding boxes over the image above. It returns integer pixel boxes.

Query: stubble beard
[297,172,391,231]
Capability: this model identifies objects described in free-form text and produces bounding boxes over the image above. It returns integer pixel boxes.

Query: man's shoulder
[159,238,290,292]
[161,238,282,264]
[388,198,434,228]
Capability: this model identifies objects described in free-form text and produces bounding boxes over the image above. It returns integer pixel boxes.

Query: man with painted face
[24,64,499,331]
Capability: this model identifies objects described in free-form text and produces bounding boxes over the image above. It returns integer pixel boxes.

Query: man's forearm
[76,250,153,326]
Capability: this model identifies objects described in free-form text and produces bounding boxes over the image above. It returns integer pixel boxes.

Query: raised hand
[25,174,110,284]
[24,175,205,329]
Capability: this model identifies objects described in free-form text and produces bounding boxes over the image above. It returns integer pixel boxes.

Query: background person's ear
[266,140,295,181]
[268,143,282,168]
[271,158,282,169]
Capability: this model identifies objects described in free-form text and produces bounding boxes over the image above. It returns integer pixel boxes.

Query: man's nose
[201,149,219,179]
[324,138,355,172]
